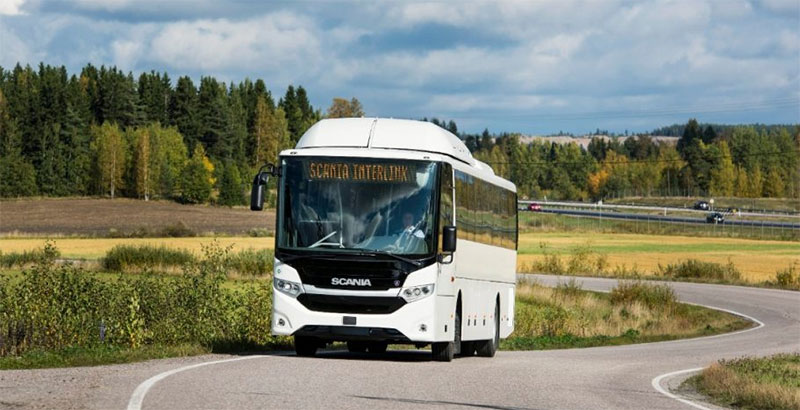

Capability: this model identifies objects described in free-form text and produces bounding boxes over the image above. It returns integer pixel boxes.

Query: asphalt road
[1,276,798,410]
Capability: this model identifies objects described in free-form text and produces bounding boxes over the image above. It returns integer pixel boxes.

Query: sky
[0,0,798,135]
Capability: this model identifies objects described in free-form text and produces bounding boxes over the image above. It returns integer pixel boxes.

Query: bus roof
[293,118,515,191]
[296,118,477,166]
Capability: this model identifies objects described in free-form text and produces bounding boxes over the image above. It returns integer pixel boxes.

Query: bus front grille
[297,294,406,314]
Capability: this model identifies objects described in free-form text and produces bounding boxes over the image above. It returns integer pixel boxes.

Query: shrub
[103,244,194,271]
[774,264,799,290]
[658,259,741,282]
[0,245,61,268]
[0,242,288,358]
[609,281,677,310]
[554,278,583,299]
[224,248,274,276]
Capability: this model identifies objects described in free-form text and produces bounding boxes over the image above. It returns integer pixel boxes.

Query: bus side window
[439,163,453,252]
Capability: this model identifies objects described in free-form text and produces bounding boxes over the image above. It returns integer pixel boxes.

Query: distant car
[706,212,724,224]
[694,201,710,210]
[528,203,542,212]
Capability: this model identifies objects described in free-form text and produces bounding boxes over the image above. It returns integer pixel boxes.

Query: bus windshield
[277,157,438,256]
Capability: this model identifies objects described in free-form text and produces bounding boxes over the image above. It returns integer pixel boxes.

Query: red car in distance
[528,203,542,212]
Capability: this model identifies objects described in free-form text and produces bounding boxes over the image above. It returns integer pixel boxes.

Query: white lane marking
[127,355,268,410]
[651,368,709,410]
[649,306,765,410]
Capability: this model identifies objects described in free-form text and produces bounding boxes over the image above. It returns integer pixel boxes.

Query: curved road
[1,276,798,410]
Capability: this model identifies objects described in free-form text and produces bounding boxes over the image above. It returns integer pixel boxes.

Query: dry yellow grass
[2,231,798,284]
[0,237,275,260]
[513,281,747,340]
[517,232,800,283]
[698,358,800,410]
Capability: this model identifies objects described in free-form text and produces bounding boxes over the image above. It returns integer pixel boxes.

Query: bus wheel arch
[476,295,500,357]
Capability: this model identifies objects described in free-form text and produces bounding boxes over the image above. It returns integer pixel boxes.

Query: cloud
[0,0,26,15]
[148,12,322,76]
[2,0,798,133]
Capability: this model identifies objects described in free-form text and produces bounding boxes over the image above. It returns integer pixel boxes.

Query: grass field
[0,237,274,260]
[2,231,797,285]
[518,232,799,283]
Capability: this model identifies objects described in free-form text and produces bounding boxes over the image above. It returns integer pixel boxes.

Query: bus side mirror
[251,163,279,211]
[442,225,457,253]
[250,171,269,211]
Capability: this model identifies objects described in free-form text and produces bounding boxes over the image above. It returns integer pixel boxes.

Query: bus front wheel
[294,336,319,357]
[476,302,499,357]
[431,341,454,361]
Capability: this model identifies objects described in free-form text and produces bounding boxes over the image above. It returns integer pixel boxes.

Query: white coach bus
[250,118,517,361]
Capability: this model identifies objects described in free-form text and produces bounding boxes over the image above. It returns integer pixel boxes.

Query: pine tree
[677,118,702,156]
[170,76,199,149]
[0,121,38,197]
[217,161,244,206]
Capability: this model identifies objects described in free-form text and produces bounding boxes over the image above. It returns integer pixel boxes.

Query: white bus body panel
[273,118,517,345]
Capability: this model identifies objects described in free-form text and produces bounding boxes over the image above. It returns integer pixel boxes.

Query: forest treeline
[0,63,798,203]
[456,119,800,200]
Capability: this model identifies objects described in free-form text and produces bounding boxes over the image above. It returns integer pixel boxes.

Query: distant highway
[538,208,800,229]
[1,276,798,409]
[519,199,800,219]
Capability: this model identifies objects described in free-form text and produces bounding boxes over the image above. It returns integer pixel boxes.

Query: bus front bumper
[272,289,448,343]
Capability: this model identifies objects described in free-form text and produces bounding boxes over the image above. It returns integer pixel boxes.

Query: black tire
[431,342,454,362]
[476,301,499,357]
[294,336,318,357]
[367,342,388,354]
[347,341,368,353]
[459,341,476,357]
[453,299,462,356]
[433,298,462,362]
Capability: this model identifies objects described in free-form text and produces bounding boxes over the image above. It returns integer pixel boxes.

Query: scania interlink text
[250,118,517,361]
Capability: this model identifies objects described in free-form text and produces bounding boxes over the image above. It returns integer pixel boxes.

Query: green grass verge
[0,344,210,370]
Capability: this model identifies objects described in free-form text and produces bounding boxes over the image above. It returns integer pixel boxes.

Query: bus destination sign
[307,162,412,183]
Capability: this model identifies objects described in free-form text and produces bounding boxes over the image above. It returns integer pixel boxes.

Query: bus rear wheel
[294,336,319,357]
[476,302,499,357]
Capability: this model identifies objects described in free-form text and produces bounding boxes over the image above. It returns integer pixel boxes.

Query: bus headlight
[274,277,304,297]
[401,284,434,302]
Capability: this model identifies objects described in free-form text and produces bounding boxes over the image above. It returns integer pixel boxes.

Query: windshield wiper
[309,231,342,248]
[351,249,423,267]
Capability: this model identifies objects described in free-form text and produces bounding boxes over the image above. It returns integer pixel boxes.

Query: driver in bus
[393,212,425,252]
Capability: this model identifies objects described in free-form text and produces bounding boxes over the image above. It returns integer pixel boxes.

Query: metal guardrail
[518,199,800,219]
